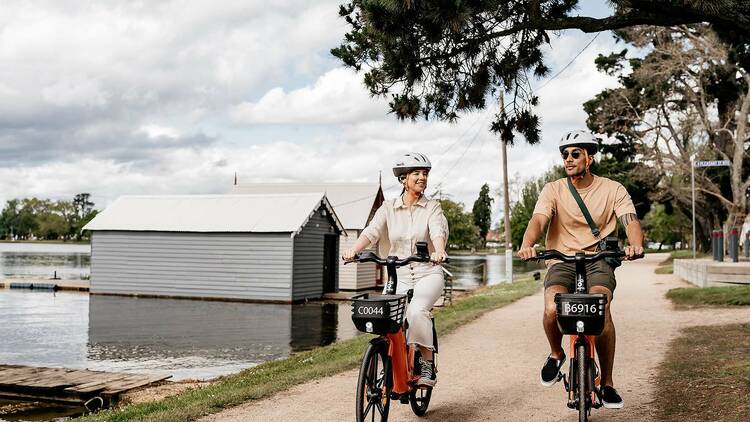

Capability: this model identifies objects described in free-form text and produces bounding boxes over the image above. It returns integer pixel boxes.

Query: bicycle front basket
[555,293,608,335]
[351,293,407,335]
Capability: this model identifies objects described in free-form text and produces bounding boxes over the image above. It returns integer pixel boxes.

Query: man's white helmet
[559,130,598,154]
[393,152,432,178]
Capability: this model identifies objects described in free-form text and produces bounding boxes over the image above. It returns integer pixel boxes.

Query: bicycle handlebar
[343,250,449,266]
[525,249,644,263]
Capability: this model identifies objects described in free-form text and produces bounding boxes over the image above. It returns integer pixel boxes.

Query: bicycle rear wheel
[356,343,391,422]
[576,342,588,422]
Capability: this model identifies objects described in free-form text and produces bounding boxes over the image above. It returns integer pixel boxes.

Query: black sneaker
[540,353,565,386]
[600,386,624,409]
[417,357,436,387]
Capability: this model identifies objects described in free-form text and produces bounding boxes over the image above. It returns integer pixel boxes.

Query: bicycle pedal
[389,392,401,400]
[399,395,410,404]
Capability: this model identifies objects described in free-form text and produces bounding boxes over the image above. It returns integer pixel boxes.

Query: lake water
[445,254,544,289]
[0,289,357,382]
[0,244,540,382]
[0,242,90,280]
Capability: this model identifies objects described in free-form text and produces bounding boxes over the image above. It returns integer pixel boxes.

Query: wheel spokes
[361,352,387,420]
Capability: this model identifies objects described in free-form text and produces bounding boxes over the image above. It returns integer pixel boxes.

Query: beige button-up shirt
[362,195,449,261]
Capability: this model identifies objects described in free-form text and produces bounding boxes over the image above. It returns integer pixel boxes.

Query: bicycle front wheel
[356,343,391,422]
[576,342,588,422]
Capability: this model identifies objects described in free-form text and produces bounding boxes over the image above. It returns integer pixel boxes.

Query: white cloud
[230,67,386,125]
[139,124,181,140]
[0,1,626,229]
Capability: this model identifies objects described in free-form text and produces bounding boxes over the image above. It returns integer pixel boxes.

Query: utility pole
[500,96,513,283]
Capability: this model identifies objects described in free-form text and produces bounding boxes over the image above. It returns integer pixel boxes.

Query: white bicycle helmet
[559,130,598,154]
[392,152,432,178]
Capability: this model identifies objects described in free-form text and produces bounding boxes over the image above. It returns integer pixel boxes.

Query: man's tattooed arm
[619,213,638,228]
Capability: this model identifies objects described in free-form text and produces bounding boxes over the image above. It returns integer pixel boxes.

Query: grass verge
[655,323,750,421]
[666,285,750,306]
[75,275,540,422]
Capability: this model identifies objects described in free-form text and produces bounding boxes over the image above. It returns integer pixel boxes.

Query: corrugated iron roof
[231,183,381,229]
[83,193,345,234]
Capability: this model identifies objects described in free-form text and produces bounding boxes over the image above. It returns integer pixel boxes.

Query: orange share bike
[527,249,642,422]
[346,241,443,422]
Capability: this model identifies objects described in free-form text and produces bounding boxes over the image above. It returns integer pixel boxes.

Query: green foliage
[439,198,480,250]
[667,286,750,307]
[642,204,680,248]
[0,194,97,240]
[472,183,493,246]
[585,25,750,250]
[333,2,749,146]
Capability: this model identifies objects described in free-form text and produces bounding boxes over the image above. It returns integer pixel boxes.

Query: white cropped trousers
[383,263,445,351]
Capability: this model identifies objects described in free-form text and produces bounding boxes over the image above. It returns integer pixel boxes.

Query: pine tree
[472,184,493,247]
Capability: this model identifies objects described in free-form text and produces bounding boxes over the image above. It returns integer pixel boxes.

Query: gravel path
[200,253,750,421]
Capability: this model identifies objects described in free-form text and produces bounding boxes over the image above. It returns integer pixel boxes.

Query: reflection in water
[87,295,347,380]
[0,243,90,280]
[0,290,353,381]
[445,255,544,289]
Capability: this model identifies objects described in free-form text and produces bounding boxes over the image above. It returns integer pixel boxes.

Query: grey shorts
[544,260,616,294]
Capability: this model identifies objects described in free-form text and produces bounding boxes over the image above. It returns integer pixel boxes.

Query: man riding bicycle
[517,130,644,409]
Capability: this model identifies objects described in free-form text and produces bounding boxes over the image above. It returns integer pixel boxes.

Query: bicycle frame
[349,243,437,396]
[565,253,602,410]
[386,329,416,394]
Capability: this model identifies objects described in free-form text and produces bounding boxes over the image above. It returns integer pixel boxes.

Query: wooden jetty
[0,365,170,409]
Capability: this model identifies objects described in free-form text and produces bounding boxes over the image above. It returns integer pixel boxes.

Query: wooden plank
[102,375,171,395]
[0,367,39,381]
[65,374,134,393]
[0,365,172,404]
[0,368,64,385]
[23,369,95,388]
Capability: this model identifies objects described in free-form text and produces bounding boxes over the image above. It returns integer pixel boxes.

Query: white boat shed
[83,193,345,303]
[232,183,385,291]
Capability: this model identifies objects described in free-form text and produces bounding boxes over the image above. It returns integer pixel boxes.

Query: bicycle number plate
[558,298,604,316]
[354,304,386,317]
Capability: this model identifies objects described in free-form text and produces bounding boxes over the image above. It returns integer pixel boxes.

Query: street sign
[691,158,732,259]
[694,160,731,167]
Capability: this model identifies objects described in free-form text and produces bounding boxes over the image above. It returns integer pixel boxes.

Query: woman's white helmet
[559,130,598,154]
[393,152,432,178]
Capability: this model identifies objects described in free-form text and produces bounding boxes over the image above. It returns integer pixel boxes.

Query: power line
[535,33,601,93]
[426,32,602,199]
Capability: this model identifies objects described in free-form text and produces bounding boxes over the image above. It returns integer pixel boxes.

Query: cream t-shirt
[533,176,636,257]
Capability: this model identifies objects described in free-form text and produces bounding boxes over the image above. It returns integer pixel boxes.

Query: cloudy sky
[0,0,621,225]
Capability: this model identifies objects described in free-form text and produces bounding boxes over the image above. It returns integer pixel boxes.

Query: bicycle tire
[356,343,391,422]
[409,386,432,416]
[576,342,588,422]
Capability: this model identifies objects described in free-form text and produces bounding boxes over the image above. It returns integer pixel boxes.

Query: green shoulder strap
[566,177,601,238]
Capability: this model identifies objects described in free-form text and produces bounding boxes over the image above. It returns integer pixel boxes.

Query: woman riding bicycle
[343,152,449,387]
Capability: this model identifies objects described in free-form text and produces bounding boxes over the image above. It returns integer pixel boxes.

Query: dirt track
[200,253,750,421]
